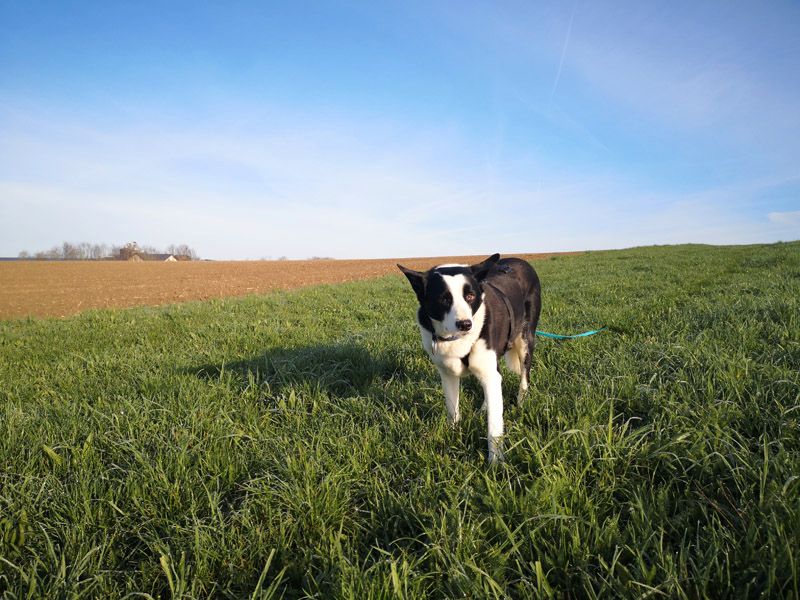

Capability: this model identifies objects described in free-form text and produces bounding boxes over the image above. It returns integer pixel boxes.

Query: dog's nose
[456,319,472,332]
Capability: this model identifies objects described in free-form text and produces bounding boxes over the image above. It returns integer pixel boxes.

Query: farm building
[127,253,178,262]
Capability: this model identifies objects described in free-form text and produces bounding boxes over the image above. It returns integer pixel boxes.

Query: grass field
[1,243,799,598]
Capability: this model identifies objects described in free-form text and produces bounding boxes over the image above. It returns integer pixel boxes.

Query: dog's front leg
[481,370,504,463]
[437,367,461,425]
[470,352,505,463]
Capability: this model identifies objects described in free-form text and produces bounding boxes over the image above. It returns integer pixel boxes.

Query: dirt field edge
[0,252,578,320]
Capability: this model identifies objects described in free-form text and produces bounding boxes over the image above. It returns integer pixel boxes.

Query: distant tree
[168,244,198,260]
[61,242,79,260]
[90,243,108,259]
[20,240,196,261]
[49,242,111,260]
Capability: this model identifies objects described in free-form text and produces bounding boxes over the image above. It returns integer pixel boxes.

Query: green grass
[1,242,799,599]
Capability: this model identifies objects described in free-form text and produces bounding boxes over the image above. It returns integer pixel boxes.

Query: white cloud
[2,92,798,259]
[767,211,800,227]
[0,103,516,258]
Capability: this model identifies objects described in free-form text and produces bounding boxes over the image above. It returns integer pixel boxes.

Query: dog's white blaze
[438,274,474,334]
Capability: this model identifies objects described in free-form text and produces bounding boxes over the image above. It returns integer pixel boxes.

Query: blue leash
[535,326,607,339]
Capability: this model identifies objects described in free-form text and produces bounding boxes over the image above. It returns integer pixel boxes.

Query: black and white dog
[397,254,541,463]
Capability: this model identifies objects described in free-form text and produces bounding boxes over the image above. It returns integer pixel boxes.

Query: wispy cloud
[561,4,800,156]
[549,0,577,104]
[768,210,800,227]
[2,95,798,258]
[0,103,515,258]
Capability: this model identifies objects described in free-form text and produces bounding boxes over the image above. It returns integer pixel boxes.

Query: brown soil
[0,253,571,320]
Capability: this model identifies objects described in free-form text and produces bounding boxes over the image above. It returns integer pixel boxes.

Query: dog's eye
[464,292,476,302]
[439,293,452,305]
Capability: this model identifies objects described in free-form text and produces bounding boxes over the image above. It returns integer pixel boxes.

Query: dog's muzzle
[456,319,472,332]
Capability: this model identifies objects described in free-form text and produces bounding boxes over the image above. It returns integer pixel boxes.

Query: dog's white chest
[418,306,485,376]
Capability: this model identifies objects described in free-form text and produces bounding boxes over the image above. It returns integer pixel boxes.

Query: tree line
[17,241,199,261]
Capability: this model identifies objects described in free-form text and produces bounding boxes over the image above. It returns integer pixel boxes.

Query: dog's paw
[487,450,505,464]
[488,437,505,464]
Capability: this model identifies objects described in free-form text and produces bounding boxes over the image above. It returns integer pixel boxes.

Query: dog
[397,254,541,463]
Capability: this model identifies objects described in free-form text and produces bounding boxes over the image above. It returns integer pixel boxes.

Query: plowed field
[0,253,569,319]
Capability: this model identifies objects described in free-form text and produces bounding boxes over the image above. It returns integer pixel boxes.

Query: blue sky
[1,1,799,259]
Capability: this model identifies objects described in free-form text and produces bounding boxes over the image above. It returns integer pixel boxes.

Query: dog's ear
[470,253,500,281]
[397,264,427,304]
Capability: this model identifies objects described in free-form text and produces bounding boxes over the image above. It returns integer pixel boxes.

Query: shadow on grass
[185,341,532,463]
[187,341,411,405]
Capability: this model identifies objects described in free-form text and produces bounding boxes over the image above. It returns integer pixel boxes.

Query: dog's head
[397,254,500,339]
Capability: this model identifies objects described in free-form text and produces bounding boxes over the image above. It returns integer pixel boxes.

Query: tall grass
[1,242,798,598]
